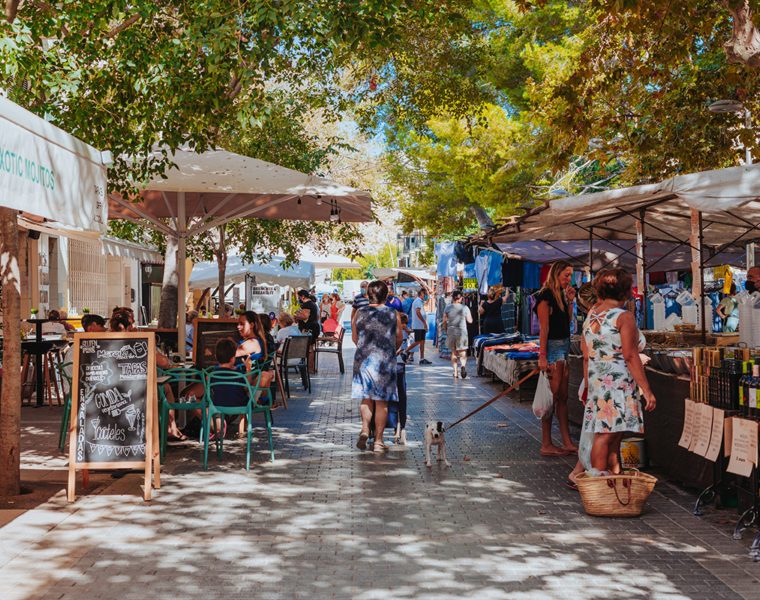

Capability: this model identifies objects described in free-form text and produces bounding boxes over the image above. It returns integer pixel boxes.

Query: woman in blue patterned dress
[352,280,403,452]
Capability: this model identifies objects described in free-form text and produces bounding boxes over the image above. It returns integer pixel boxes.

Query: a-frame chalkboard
[67,332,160,501]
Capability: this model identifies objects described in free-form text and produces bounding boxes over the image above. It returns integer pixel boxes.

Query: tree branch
[5,0,20,22]
[107,13,141,38]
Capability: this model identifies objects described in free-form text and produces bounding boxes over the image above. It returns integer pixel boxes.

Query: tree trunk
[470,204,495,230]
[158,235,178,329]
[215,226,228,317]
[0,208,22,496]
[723,1,760,67]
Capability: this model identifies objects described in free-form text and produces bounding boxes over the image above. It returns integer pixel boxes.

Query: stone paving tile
[2,344,760,599]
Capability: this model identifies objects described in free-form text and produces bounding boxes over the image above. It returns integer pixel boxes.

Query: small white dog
[424,421,451,467]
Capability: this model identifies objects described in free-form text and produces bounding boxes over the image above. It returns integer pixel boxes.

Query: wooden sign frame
[67,332,161,501]
[192,318,240,366]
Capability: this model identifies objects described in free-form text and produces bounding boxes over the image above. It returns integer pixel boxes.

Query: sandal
[565,479,579,491]
[209,421,227,441]
[540,447,570,457]
[373,440,387,452]
[356,431,369,450]
[167,432,188,442]
[561,446,579,455]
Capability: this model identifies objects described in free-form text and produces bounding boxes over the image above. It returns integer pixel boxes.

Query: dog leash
[447,368,540,430]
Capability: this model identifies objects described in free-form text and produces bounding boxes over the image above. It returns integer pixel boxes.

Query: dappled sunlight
[2,350,759,599]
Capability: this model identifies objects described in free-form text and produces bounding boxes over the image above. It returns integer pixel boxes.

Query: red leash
[447,368,540,430]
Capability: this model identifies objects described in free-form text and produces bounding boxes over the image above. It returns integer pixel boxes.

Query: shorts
[446,333,468,351]
[413,329,426,342]
[546,338,570,364]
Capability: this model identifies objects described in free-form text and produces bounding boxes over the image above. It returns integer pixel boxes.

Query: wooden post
[588,227,594,278]
[636,210,647,329]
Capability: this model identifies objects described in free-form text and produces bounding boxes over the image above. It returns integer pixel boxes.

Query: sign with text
[193,318,242,369]
[67,332,160,501]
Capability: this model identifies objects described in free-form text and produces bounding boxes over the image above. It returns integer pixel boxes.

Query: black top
[533,288,570,339]
[481,298,503,320]
[300,300,320,326]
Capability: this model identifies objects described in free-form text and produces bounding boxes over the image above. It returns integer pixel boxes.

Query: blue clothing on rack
[486,252,503,286]
[462,263,476,279]
[435,241,458,277]
[522,262,541,289]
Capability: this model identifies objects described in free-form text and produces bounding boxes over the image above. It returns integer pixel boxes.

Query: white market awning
[298,247,361,269]
[372,267,436,281]
[102,236,164,264]
[188,255,314,291]
[0,96,108,232]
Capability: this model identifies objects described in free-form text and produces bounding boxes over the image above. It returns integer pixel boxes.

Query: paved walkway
[2,344,760,599]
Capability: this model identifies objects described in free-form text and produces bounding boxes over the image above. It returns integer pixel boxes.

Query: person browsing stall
[443,290,473,378]
[403,288,431,365]
[535,260,577,457]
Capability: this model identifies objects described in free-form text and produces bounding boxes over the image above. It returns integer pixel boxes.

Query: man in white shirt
[404,289,431,364]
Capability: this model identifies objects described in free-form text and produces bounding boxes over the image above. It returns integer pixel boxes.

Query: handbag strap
[608,477,632,506]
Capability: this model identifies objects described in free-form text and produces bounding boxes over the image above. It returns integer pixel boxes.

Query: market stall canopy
[372,267,436,283]
[1,96,109,232]
[480,165,760,250]
[188,255,314,291]
[494,240,744,272]
[298,247,362,269]
[108,146,373,235]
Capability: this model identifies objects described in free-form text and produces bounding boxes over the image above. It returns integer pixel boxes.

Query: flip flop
[561,447,579,455]
[540,447,570,457]
[565,479,579,491]
[167,433,188,442]
[356,431,369,450]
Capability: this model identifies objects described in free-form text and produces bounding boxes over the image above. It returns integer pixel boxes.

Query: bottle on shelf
[750,364,760,419]
[740,361,750,416]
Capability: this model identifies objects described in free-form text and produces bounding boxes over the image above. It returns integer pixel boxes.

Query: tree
[0,0,477,495]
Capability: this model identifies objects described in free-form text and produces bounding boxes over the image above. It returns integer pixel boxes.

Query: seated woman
[276,312,301,347]
[42,310,68,336]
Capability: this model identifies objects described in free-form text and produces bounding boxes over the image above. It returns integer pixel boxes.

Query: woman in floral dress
[581,269,656,475]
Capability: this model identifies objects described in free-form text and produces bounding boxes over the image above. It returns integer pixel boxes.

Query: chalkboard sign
[67,332,160,501]
[140,328,179,358]
[192,318,241,369]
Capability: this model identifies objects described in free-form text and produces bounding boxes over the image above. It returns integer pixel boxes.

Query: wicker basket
[576,469,658,517]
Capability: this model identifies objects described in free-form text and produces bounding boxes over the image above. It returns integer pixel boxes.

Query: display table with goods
[477,334,539,401]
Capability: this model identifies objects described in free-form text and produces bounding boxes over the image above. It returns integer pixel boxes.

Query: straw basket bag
[576,469,658,517]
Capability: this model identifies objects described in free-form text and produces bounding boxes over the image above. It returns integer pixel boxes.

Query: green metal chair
[203,366,274,470]
[55,361,73,452]
[157,366,207,460]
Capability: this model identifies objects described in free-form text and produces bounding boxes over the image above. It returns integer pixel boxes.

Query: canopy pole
[748,242,756,269]
[177,192,187,358]
[636,209,647,329]
[690,209,706,343]
[588,226,594,278]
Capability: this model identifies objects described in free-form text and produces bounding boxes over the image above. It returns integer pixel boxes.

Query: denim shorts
[546,337,570,364]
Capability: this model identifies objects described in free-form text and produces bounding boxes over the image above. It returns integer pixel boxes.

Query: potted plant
[234,308,244,315]
[82,307,90,314]
[30,308,38,319]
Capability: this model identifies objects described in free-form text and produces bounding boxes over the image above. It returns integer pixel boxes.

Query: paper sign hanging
[678,399,695,449]
[704,408,724,463]
[693,403,714,457]
[727,418,758,478]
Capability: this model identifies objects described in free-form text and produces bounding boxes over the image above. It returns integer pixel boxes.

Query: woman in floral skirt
[581,269,656,475]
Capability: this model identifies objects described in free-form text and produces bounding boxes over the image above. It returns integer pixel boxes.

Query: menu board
[67,332,160,501]
[192,318,241,369]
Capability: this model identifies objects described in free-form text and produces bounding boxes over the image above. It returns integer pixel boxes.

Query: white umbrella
[107,146,374,355]
[188,255,315,290]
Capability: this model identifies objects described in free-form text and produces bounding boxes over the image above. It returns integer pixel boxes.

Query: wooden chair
[314,325,345,374]
[260,350,287,410]
[278,335,311,397]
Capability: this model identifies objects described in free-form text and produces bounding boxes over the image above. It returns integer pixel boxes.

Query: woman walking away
[717,283,739,332]
[353,280,403,452]
[582,269,656,475]
[479,287,505,335]
[443,290,473,378]
[535,260,577,457]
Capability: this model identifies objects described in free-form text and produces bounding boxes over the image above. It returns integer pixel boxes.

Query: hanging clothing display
[475,251,490,294]
[435,241,458,277]
[522,263,541,289]
[501,259,523,288]
[486,251,503,286]
[454,241,475,264]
